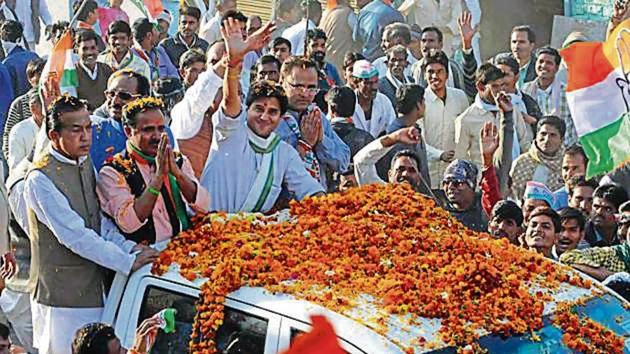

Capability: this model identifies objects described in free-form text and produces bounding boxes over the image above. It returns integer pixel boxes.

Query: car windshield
[427,293,630,354]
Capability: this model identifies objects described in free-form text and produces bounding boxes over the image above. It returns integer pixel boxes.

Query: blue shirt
[275,110,350,189]
[90,114,176,171]
[0,63,14,139]
[131,46,179,81]
[553,186,569,211]
[2,47,38,97]
[319,63,343,92]
[353,0,404,61]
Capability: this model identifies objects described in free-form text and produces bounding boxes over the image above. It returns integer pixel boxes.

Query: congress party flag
[40,30,78,97]
[560,20,630,178]
[129,0,164,19]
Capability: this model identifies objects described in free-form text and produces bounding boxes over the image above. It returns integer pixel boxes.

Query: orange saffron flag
[281,315,345,354]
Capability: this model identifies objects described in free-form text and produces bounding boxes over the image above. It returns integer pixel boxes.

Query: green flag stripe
[129,0,150,17]
[580,113,630,178]
[59,69,78,88]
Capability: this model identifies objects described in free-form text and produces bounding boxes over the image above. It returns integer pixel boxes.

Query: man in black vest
[97,97,210,245]
[24,95,158,354]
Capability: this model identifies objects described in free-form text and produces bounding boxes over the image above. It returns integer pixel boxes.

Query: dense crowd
[0,0,629,353]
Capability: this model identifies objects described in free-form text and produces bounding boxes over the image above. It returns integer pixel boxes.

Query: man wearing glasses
[91,70,176,171]
[276,56,350,191]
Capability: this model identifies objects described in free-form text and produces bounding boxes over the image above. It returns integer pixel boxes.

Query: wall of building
[478,0,564,60]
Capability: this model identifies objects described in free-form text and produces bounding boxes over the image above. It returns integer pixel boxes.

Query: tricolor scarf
[283,113,321,181]
[240,129,281,212]
[127,142,190,230]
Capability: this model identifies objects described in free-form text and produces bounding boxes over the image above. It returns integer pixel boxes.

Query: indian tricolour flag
[129,0,164,19]
[40,30,78,96]
[561,20,630,178]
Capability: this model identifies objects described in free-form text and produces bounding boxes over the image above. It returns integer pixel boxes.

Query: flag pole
[69,0,90,29]
[303,0,309,56]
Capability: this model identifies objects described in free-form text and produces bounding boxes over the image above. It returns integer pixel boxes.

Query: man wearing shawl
[199,19,324,213]
[97,97,209,244]
[510,115,566,203]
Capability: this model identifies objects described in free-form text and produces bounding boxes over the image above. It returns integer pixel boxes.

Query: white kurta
[171,69,222,140]
[352,91,397,138]
[199,109,324,213]
[24,148,137,354]
[282,19,316,56]
[7,118,38,171]
[421,86,470,188]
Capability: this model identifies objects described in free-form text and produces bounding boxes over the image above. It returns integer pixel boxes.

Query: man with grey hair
[371,22,417,79]
[378,45,413,107]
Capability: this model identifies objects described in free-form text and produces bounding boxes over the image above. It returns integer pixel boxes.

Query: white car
[102,255,630,354]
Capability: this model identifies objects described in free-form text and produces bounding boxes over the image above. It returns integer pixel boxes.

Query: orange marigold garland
[553,303,625,354]
[151,183,620,353]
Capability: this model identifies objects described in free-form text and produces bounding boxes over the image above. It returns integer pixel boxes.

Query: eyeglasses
[286,81,319,94]
[105,90,140,101]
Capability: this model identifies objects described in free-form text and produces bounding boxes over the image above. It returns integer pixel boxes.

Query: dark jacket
[436,191,488,232]
[378,75,413,108]
[159,34,209,68]
[2,46,39,97]
[521,91,542,134]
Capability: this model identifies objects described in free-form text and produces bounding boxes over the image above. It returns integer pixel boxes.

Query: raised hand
[221,18,249,63]
[392,126,421,145]
[458,11,476,50]
[440,150,455,163]
[131,316,161,353]
[479,121,499,160]
[246,21,276,53]
[494,91,513,113]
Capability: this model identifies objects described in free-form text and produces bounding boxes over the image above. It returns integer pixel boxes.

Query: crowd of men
[0,0,629,352]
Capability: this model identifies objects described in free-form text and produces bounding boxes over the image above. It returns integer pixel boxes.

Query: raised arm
[221,19,276,117]
[354,127,420,186]
[493,91,515,197]
[479,122,501,216]
[458,11,478,100]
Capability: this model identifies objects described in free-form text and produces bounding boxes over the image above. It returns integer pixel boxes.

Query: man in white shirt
[371,23,417,79]
[7,90,43,170]
[24,95,159,354]
[97,20,151,80]
[420,51,468,188]
[199,0,237,45]
[281,1,321,55]
[13,0,52,51]
[351,60,396,138]
[200,18,324,212]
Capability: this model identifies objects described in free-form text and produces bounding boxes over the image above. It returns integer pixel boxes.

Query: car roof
[150,262,603,353]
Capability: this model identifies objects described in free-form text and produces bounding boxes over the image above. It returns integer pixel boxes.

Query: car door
[278,316,367,354]
[115,275,281,354]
